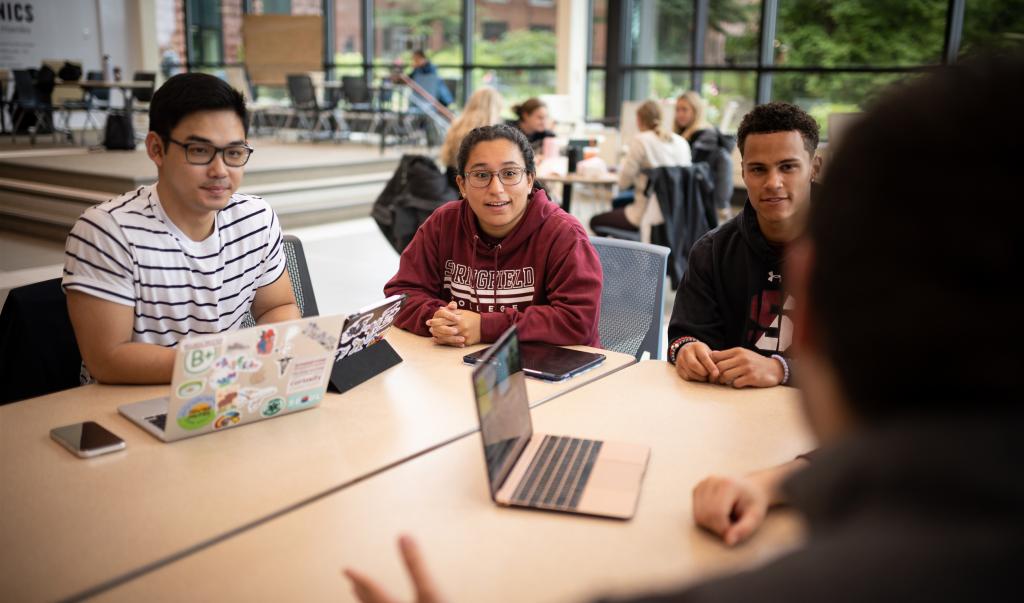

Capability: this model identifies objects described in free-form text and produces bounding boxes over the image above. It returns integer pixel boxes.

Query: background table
[95,361,815,603]
[0,328,633,602]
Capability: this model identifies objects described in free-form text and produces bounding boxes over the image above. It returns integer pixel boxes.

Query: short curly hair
[456,124,536,177]
[737,102,819,157]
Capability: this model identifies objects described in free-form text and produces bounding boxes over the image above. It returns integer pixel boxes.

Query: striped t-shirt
[62,184,286,348]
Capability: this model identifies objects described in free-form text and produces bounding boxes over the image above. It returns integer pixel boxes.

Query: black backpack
[372,155,457,254]
[103,111,136,150]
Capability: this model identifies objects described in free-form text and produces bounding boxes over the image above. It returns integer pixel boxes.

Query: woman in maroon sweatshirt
[383,124,602,347]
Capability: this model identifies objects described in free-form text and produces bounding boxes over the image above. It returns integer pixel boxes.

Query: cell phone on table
[50,421,126,458]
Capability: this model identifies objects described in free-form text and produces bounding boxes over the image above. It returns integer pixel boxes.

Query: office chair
[589,236,670,361]
[240,235,320,328]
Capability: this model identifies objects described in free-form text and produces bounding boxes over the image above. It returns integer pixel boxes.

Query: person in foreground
[346,53,1024,602]
[62,73,299,384]
[383,124,602,348]
[668,102,821,389]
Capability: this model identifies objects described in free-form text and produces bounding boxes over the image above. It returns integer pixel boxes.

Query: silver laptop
[119,314,345,442]
[471,326,650,519]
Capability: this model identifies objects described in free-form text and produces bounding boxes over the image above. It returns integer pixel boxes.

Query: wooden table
[95,361,815,603]
[0,328,633,603]
[541,171,619,215]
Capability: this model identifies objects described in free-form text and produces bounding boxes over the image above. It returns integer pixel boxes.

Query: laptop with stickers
[471,326,650,519]
[119,314,345,442]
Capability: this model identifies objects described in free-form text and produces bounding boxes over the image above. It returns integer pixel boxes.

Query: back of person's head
[676,90,709,138]
[737,101,818,157]
[149,72,248,140]
[413,49,426,60]
[637,99,671,142]
[456,124,536,177]
[512,97,546,121]
[441,87,505,167]
[806,52,1023,422]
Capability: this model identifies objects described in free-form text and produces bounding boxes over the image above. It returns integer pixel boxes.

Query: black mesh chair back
[341,75,372,106]
[0,278,82,404]
[86,71,109,102]
[239,235,320,329]
[286,74,319,111]
[132,71,157,103]
[589,236,670,360]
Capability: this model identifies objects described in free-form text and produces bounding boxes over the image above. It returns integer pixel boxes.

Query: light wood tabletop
[0,328,633,603]
[95,360,815,603]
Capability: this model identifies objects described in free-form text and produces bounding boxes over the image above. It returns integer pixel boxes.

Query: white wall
[0,0,155,77]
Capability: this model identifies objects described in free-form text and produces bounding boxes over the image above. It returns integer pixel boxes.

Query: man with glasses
[384,124,602,347]
[62,72,299,384]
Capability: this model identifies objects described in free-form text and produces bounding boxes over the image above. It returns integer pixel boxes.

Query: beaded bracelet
[771,353,790,385]
[668,336,699,364]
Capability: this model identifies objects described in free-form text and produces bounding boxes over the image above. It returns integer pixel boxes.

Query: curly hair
[456,124,536,177]
[737,102,819,156]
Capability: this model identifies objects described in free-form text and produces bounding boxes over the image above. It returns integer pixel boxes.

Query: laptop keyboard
[511,435,603,510]
[145,413,168,431]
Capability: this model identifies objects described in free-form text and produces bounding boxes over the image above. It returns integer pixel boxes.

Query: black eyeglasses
[464,166,526,188]
[167,138,254,167]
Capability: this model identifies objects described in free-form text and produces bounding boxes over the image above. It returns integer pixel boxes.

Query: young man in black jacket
[667,103,820,388]
[344,53,1024,603]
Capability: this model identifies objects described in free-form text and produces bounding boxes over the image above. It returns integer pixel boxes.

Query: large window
[164,0,1024,130]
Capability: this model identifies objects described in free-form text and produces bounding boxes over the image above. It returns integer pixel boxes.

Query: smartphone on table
[50,421,126,458]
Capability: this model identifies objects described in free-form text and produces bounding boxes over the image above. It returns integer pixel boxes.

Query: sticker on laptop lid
[239,386,277,413]
[261,396,285,417]
[213,409,241,430]
[257,329,276,355]
[216,386,239,411]
[277,356,293,376]
[301,321,336,351]
[182,344,218,374]
[177,395,216,430]
[287,389,323,409]
[287,357,328,391]
[176,380,205,399]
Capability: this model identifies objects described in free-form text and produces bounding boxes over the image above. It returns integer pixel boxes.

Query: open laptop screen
[471,326,533,498]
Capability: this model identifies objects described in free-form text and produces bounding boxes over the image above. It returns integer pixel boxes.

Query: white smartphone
[50,421,126,458]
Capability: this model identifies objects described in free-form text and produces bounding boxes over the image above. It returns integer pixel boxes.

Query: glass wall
[163,0,1024,130]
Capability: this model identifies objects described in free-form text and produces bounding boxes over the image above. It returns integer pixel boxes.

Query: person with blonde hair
[439,87,504,189]
[590,99,692,233]
[677,90,736,220]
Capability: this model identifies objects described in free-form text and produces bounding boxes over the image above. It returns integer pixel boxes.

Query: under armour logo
[768,271,782,283]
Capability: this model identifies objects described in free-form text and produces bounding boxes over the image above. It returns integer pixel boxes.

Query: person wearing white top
[590,100,692,235]
[62,73,301,384]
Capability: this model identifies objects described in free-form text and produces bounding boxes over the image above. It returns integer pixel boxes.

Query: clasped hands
[425,301,482,347]
[675,341,784,388]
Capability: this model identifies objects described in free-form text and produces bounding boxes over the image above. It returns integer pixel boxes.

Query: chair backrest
[132,71,157,102]
[0,278,82,404]
[286,74,318,111]
[12,70,42,106]
[341,75,371,105]
[589,236,670,360]
[239,235,320,329]
[86,70,109,102]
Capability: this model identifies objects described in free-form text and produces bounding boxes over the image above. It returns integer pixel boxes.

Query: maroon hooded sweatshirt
[383,189,603,346]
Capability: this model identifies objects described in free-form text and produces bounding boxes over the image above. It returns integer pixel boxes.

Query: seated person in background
[590,99,692,234]
[668,102,820,389]
[438,87,505,191]
[347,52,1024,603]
[408,49,452,107]
[383,124,602,348]
[508,97,556,158]
[676,90,736,223]
[62,73,299,384]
